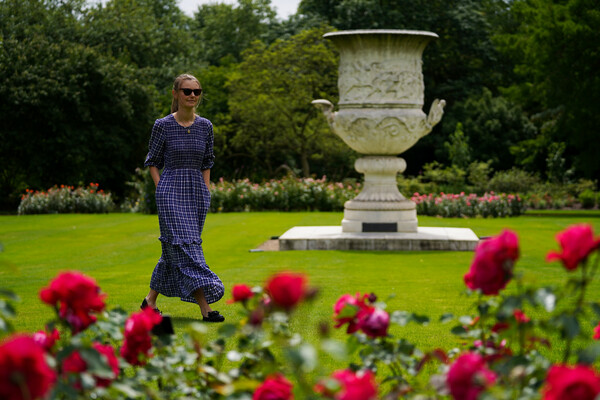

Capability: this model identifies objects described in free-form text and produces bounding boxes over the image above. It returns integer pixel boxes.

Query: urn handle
[425,99,446,131]
[312,99,336,125]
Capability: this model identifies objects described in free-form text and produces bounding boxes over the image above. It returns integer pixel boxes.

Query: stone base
[278,226,479,251]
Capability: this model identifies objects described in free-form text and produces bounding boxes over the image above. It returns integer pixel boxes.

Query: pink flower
[333,293,371,334]
[359,308,389,338]
[464,230,519,295]
[446,352,496,400]
[0,335,56,400]
[316,369,378,400]
[594,323,600,340]
[39,271,106,333]
[120,308,162,366]
[32,327,60,352]
[227,284,254,304]
[253,374,293,400]
[546,224,600,271]
[265,272,307,310]
[542,364,600,400]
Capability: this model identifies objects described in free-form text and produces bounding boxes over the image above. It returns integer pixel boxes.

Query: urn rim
[323,29,438,39]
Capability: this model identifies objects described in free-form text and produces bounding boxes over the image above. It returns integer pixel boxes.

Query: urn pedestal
[312,30,446,233]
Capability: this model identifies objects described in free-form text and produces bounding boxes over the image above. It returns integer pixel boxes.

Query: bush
[421,161,466,193]
[488,168,540,194]
[2,225,600,399]
[209,176,361,213]
[579,189,598,209]
[411,192,526,218]
[121,168,157,214]
[17,183,114,214]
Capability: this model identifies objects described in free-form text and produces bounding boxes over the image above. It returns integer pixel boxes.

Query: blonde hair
[171,74,202,113]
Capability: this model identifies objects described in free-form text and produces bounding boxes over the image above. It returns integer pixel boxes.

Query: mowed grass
[1,211,600,367]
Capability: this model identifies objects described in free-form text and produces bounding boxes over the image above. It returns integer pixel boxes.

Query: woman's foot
[141,298,162,315]
[202,310,225,323]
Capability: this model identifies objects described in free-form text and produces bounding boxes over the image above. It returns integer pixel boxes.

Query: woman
[142,74,225,322]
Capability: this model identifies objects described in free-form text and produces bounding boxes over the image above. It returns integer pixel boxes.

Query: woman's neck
[174,109,195,125]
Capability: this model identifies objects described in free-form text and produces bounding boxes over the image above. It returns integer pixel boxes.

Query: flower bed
[411,192,526,218]
[209,177,361,212]
[1,224,600,399]
[17,183,115,214]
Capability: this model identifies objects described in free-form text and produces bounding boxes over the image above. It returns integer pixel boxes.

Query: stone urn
[313,30,445,233]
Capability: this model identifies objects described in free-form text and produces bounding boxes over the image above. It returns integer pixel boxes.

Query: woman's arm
[202,169,211,188]
[149,166,161,187]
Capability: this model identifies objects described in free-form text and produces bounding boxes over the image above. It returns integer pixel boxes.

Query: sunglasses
[179,88,202,96]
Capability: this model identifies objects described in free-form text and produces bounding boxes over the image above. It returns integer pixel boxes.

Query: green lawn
[1,211,600,364]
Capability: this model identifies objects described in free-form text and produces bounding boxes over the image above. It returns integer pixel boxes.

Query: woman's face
[174,79,202,110]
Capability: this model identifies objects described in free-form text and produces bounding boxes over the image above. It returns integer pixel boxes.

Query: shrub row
[411,192,526,218]
[17,183,114,215]
[209,177,360,212]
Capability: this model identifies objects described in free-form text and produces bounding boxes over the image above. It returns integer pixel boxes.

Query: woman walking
[141,74,225,322]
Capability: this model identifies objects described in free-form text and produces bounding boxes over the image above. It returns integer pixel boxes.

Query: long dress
[144,113,224,304]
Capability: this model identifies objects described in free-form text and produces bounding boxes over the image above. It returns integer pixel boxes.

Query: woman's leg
[192,287,212,317]
[145,289,160,308]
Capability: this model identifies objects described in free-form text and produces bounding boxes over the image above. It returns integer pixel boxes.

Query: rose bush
[0,224,599,399]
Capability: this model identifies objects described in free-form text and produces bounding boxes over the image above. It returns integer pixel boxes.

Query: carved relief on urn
[313,30,445,233]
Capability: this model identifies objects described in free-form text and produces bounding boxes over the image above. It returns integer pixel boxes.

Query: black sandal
[141,298,162,315]
[203,310,225,323]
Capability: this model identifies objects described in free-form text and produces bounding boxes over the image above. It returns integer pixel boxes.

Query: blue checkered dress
[144,114,224,304]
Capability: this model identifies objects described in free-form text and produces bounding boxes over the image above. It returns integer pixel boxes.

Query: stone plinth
[278,226,479,251]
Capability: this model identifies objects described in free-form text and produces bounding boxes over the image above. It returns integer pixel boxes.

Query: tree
[494,0,600,180]
[0,0,156,209]
[227,26,353,178]
[193,0,278,65]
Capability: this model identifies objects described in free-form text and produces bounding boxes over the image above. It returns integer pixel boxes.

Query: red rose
[333,293,371,334]
[265,272,307,310]
[253,373,293,400]
[543,364,600,400]
[120,308,162,366]
[514,309,530,324]
[62,343,119,388]
[227,284,254,304]
[0,335,56,400]
[39,271,106,333]
[594,323,600,340]
[329,369,378,400]
[446,352,496,400]
[359,308,389,338]
[546,224,600,271]
[464,230,519,295]
[32,327,60,352]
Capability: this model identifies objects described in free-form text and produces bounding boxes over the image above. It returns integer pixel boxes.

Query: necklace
[174,113,194,133]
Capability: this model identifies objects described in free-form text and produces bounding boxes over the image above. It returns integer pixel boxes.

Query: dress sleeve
[144,119,166,169]
[201,120,215,170]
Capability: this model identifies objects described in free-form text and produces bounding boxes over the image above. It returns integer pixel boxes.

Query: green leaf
[391,311,411,326]
[0,289,19,301]
[439,313,454,323]
[451,325,468,336]
[0,300,16,318]
[337,304,358,319]
[497,296,521,319]
[321,339,348,361]
[556,314,580,339]
[577,343,600,365]
[217,323,238,338]
[591,302,600,318]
